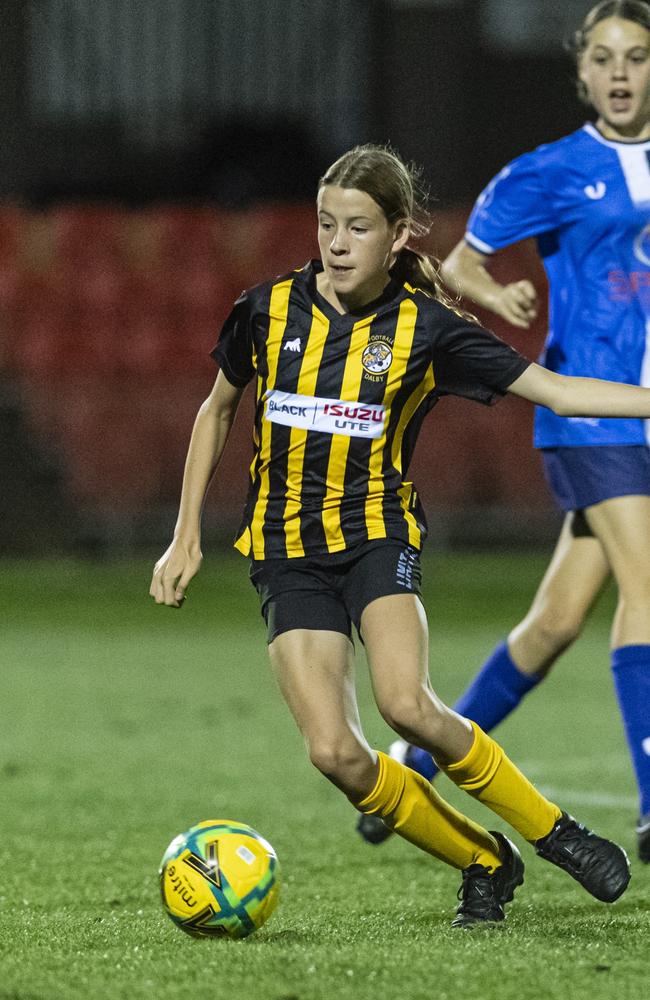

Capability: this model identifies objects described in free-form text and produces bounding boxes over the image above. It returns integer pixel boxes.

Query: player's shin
[439,721,561,841]
[353,750,502,870]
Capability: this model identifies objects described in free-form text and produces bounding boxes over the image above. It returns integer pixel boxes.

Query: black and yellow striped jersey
[212,260,529,560]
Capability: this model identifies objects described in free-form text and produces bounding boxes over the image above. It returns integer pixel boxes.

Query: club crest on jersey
[362,340,393,377]
[634,221,650,267]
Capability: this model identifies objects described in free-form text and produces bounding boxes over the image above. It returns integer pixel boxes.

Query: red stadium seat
[0,204,25,264]
[1,201,553,520]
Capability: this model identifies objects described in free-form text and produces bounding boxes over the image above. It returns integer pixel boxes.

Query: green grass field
[1,550,647,1000]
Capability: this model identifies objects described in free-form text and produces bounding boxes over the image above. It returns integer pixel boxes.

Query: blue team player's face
[316,185,409,311]
[579,16,650,139]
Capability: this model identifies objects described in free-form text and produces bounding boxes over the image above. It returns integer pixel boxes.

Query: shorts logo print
[396,548,417,590]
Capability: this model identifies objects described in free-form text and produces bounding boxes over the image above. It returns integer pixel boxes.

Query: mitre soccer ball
[159,819,281,939]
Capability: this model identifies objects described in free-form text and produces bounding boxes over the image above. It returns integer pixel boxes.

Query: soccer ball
[159,819,281,939]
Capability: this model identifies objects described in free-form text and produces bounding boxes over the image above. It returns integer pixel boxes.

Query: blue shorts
[542,445,650,513]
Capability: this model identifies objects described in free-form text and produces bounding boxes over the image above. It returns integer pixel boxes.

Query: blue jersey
[466,124,650,447]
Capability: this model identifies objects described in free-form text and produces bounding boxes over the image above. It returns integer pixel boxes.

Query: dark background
[0,0,604,555]
[0,0,595,207]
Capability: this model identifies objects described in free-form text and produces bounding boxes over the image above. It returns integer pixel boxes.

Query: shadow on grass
[246,927,321,946]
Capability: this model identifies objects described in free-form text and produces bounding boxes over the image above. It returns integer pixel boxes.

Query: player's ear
[577,53,589,94]
[392,220,410,254]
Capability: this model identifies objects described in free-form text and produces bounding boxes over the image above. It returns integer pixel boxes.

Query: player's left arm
[508,362,650,418]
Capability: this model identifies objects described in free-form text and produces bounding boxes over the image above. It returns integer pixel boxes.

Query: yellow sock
[441,722,561,842]
[355,751,502,871]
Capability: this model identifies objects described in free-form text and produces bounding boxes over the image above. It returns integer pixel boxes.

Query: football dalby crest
[362,340,393,375]
[160,819,281,939]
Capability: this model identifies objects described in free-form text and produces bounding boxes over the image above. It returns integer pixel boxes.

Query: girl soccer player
[150,142,644,927]
[359,0,650,863]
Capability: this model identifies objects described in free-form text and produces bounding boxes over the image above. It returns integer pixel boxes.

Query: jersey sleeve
[466,148,558,254]
[431,308,531,404]
[210,290,255,388]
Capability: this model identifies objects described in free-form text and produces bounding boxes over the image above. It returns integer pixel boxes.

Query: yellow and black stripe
[212,261,529,560]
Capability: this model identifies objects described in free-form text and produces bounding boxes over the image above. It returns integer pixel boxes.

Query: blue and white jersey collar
[583,122,650,151]
[583,124,650,209]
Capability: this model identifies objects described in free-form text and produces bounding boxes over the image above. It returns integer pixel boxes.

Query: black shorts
[249,539,423,643]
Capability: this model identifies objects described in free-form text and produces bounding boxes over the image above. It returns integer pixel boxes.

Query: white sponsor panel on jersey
[616,145,650,209]
[265,389,386,438]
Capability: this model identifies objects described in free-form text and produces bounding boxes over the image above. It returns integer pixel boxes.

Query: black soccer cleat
[356,811,393,845]
[636,813,650,863]
[535,811,631,902]
[451,832,525,929]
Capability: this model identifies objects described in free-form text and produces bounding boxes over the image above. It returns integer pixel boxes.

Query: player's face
[579,17,650,139]
[317,185,409,310]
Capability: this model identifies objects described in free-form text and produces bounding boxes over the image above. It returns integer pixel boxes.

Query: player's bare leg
[508,514,609,674]
[268,626,524,926]
[361,593,629,903]
[585,494,650,860]
[268,628,375,799]
[357,518,609,843]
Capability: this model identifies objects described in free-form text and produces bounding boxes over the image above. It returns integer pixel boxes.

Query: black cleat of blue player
[636,813,650,863]
[535,811,631,902]
[356,740,437,845]
[451,832,525,929]
[355,739,409,845]
[356,811,393,844]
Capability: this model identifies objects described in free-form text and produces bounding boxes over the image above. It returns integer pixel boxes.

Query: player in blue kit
[357,0,650,861]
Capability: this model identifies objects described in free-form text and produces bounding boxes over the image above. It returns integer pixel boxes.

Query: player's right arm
[441,240,538,329]
[441,145,561,330]
[150,370,244,608]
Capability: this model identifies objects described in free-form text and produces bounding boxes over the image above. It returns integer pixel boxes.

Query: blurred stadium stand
[1,0,597,554]
[0,202,557,554]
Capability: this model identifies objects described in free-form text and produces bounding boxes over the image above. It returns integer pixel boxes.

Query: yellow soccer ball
[159,819,281,939]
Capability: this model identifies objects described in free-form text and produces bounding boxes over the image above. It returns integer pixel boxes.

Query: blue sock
[405,641,541,782]
[611,644,650,817]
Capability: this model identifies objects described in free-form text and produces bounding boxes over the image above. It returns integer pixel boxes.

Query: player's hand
[149,538,203,608]
[491,280,538,328]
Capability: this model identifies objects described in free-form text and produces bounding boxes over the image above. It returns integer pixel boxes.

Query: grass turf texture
[0,551,647,1000]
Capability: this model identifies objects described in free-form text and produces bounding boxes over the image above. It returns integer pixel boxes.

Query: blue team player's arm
[441,147,559,329]
[441,240,539,329]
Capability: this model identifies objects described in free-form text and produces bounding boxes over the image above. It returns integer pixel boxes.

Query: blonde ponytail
[393,248,478,323]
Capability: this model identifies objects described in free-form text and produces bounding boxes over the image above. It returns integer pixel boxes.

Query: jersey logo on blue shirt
[584,182,606,200]
[634,222,650,267]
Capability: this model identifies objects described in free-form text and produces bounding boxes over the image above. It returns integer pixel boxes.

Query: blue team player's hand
[441,241,539,330]
[492,280,539,329]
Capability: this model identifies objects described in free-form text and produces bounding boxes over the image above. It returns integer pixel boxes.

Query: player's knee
[307,738,365,781]
[527,604,584,654]
[377,689,442,741]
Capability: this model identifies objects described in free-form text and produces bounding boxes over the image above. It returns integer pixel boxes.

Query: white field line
[538,786,637,810]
